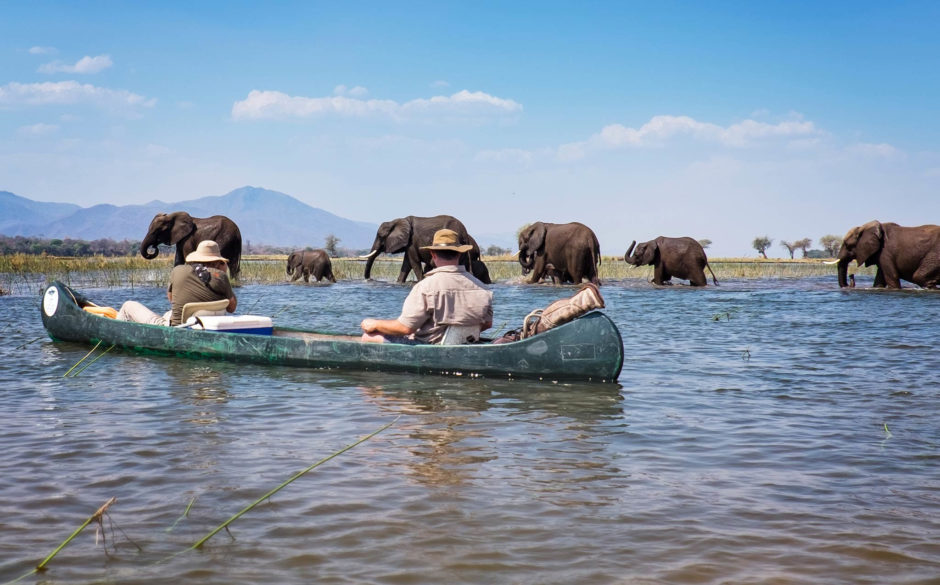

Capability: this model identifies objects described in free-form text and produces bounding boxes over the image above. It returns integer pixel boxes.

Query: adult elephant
[362,215,491,283]
[517,221,601,285]
[834,221,940,288]
[286,249,335,283]
[624,236,717,286]
[140,212,242,279]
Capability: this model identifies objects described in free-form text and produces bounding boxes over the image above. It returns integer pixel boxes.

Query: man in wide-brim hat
[361,229,492,344]
[118,239,237,326]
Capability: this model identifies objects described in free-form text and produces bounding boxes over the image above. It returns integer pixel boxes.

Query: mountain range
[0,186,379,250]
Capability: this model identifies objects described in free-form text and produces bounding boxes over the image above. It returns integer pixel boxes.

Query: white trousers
[117,301,170,326]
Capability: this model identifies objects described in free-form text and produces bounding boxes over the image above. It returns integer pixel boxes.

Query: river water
[1,275,938,584]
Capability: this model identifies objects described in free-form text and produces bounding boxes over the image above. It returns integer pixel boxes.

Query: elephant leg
[408,247,425,281]
[653,264,666,285]
[872,268,886,288]
[689,269,707,286]
[290,270,301,282]
[879,266,901,288]
[912,264,940,288]
[397,255,413,283]
[527,258,546,284]
[303,271,310,283]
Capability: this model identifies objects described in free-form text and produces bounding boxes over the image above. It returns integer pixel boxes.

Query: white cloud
[28,46,57,55]
[555,114,821,160]
[232,90,398,119]
[18,123,59,136]
[475,148,536,165]
[400,90,523,114]
[39,55,113,74]
[232,88,521,121]
[431,80,450,88]
[333,84,369,97]
[846,142,903,159]
[0,81,156,109]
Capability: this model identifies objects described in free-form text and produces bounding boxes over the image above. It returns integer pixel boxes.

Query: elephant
[624,237,718,286]
[517,221,601,285]
[140,212,242,279]
[834,221,940,288]
[286,249,335,283]
[362,215,492,283]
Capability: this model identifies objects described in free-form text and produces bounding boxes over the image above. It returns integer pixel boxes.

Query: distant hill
[0,187,378,250]
[0,190,81,235]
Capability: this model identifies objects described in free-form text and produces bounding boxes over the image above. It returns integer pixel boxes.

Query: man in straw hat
[117,239,237,326]
[361,228,493,344]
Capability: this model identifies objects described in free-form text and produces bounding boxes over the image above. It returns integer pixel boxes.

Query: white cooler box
[193,315,273,335]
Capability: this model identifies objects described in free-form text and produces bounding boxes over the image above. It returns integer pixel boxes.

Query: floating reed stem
[14,336,45,350]
[62,340,103,377]
[189,416,399,549]
[166,495,197,532]
[37,497,117,570]
[69,344,115,377]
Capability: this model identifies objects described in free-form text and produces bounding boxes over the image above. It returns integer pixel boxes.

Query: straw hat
[185,240,229,263]
[420,229,473,253]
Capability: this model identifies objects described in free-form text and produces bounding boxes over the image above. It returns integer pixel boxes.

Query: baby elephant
[625,237,718,286]
[286,249,336,283]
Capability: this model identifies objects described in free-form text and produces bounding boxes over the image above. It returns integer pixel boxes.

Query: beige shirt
[398,265,493,344]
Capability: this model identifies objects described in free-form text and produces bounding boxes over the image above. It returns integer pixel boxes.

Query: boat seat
[438,325,481,345]
[181,299,229,323]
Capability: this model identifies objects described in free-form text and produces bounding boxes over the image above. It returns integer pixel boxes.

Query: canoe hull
[40,282,624,383]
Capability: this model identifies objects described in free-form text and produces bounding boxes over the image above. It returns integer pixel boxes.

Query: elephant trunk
[362,249,380,279]
[140,235,160,260]
[837,257,852,288]
[624,240,637,264]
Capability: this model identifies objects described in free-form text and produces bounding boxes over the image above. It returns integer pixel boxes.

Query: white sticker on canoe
[43,287,59,316]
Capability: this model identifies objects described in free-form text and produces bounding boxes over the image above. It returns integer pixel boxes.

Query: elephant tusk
[359,250,380,259]
[512,250,520,257]
[823,259,840,265]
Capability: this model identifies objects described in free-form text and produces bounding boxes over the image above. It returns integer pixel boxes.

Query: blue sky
[2,1,939,256]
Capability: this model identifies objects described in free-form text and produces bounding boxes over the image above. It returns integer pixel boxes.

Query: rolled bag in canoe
[40,281,624,383]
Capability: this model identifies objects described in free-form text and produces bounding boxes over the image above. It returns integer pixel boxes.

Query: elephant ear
[385,218,412,253]
[529,223,547,253]
[855,221,883,266]
[169,212,196,245]
[651,241,661,265]
[286,252,296,274]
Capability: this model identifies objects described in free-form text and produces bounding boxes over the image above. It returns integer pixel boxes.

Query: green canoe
[40,281,624,383]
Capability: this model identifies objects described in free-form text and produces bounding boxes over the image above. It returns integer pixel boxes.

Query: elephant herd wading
[138,210,940,290]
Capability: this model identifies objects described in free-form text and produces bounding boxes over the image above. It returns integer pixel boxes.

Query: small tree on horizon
[794,238,812,258]
[324,234,340,257]
[780,240,797,259]
[752,236,772,259]
[698,238,712,249]
[819,234,842,257]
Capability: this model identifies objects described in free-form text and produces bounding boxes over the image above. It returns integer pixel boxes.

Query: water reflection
[352,374,625,489]
[166,364,232,426]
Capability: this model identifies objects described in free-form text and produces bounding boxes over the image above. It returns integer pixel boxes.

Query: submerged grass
[0,253,873,293]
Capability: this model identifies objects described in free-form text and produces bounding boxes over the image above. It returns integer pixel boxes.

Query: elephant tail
[706,262,719,286]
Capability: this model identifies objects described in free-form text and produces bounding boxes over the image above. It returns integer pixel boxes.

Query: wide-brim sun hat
[185,240,229,263]
[420,229,473,253]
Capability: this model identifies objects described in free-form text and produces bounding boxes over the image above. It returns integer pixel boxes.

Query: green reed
[0,253,874,292]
